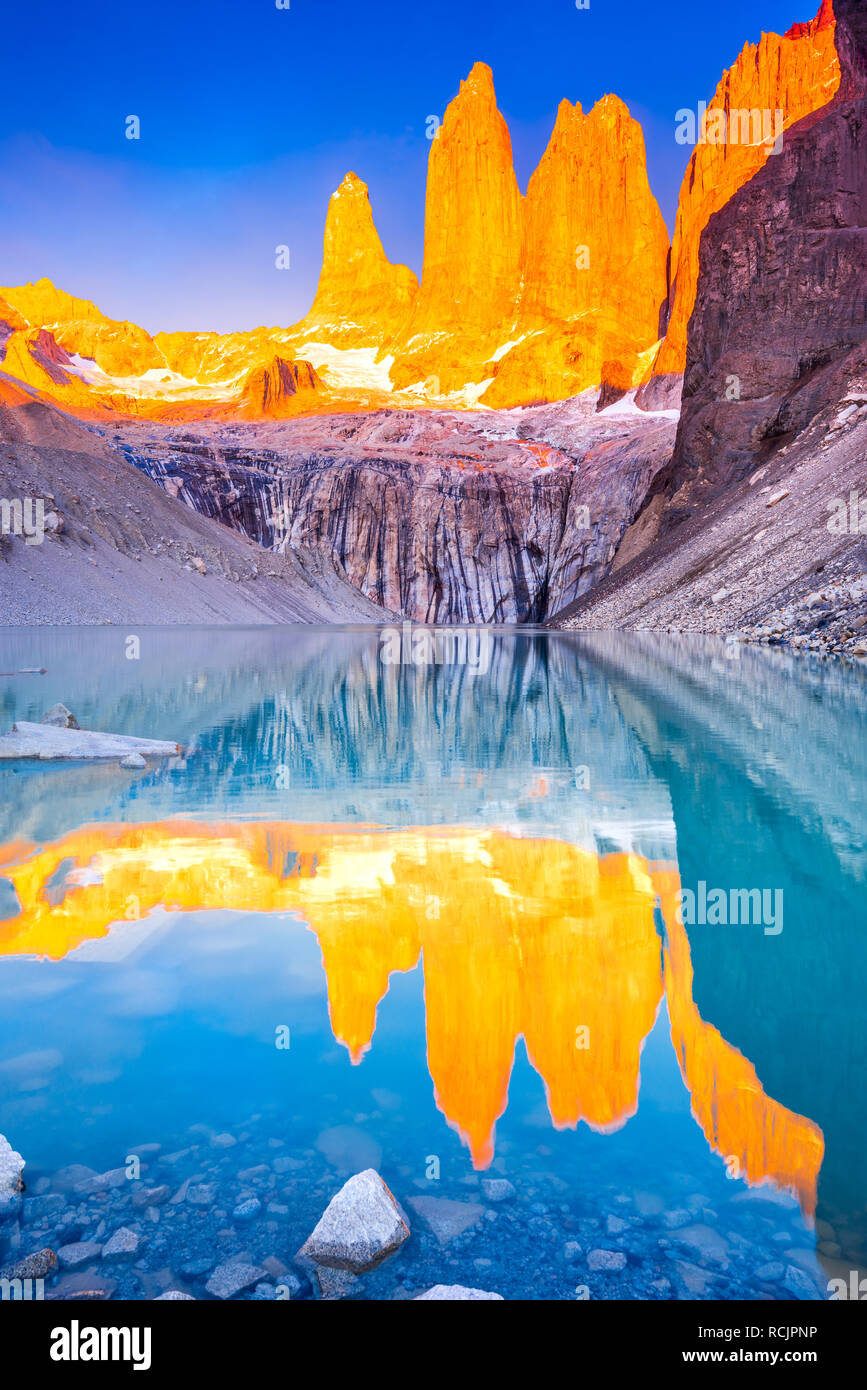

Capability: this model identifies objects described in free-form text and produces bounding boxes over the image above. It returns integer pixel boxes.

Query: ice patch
[64,355,243,402]
[597,388,680,421]
[294,342,395,393]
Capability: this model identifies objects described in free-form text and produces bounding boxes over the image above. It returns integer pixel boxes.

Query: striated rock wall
[115,404,675,624]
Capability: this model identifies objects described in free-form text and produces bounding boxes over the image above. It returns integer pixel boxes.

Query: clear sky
[0,0,822,335]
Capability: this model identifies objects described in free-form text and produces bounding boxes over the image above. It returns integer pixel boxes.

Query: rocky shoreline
[0,1109,834,1303]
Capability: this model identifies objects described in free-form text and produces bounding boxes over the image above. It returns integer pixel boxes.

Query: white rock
[0,1133,25,1220]
[40,703,79,728]
[120,753,147,770]
[0,722,181,762]
[297,1169,409,1274]
[415,1284,503,1300]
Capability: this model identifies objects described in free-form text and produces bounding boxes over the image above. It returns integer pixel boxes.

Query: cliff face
[0,277,166,377]
[289,172,418,349]
[388,63,525,394]
[483,95,670,409]
[0,390,392,625]
[651,0,841,383]
[670,0,866,499]
[116,403,675,624]
[239,356,322,418]
[553,0,867,648]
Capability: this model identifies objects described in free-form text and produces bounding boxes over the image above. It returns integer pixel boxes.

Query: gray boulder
[297,1168,409,1274]
[40,704,80,729]
[0,1134,25,1223]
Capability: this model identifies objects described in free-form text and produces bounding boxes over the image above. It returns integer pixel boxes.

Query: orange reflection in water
[0,821,823,1209]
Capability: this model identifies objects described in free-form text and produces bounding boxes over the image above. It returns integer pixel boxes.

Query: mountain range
[1,0,864,637]
[0,1,840,421]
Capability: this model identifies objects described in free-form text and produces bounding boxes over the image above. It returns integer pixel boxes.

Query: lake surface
[0,627,865,1301]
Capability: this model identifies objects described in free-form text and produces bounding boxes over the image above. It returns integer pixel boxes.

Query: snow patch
[294,342,395,393]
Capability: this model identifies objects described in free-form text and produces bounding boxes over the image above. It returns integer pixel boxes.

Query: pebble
[57,1240,103,1269]
[588,1249,627,1272]
[186,1182,218,1207]
[102,1227,142,1261]
[481,1178,516,1203]
[232,1198,262,1223]
[205,1260,265,1300]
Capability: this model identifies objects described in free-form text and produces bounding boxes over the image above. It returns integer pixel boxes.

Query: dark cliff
[669,0,867,506]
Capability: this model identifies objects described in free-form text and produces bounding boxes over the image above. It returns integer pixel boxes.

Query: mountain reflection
[0,819,823,1210]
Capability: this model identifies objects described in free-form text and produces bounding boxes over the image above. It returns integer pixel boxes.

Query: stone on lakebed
[297,1168,410,1274]
[205,1261,266,1300]
[407,1194,485,1245]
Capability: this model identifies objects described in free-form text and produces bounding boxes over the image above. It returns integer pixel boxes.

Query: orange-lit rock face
[239,355,323,418]
[0,278,165,378]
[0,821,823,1208]
[483,95,670,408]
[388,63,524,393]
[652,0,840,378]
[291,172,419,349]
[653,870,824,1217]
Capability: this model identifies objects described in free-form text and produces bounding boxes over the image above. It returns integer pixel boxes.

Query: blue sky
[0,0,823,334]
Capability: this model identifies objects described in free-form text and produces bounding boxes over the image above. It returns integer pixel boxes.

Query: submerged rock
[155,1290,195,1300]
[205,1261,265,1300]
[315,1125,382,1175]
[297,1168,409,1274]
[0,1247,56,1280]
[57,1240,103,1269]
[587,1249,627,1272]
[481,1178,516,1203]
[102,1227,141,1261]
[407,1194,485,1246]
[415,1284,504,1300]
[315,1265,360,1300]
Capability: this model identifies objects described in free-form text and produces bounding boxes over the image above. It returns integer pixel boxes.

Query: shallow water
[0,627,865,1300]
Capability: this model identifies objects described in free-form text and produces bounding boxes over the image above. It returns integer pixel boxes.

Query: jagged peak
[587,92,634,125]
[786,0,835,40]
[459,61,496,100]
[333,171,367,198]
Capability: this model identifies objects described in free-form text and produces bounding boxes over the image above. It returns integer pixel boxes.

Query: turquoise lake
[0,627,865,1300]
